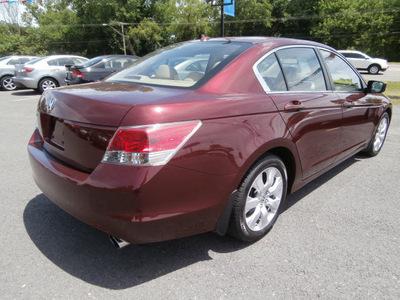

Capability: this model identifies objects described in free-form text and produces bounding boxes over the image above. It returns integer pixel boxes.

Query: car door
[255,47,343,179]
[346,52,369,70]
[320,49,382,161]
[47,58,71,83]
[88,58,119,82]
[104,58,124,77]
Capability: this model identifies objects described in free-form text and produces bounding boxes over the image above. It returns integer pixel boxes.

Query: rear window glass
[27,57,46,65]
[276,48,326,91]
[80,57,105,68]
[256,47,326,92]
[0,56,10,62]
[107,41,252,88]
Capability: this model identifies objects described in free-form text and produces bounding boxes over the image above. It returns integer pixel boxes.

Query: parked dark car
[65,55,139,85]
[0,55,38,91]
[28,37,391,247]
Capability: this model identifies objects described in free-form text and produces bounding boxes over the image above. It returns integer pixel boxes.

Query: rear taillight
[72,70,84,78]
[23,67,35,72]
[102,121,201,166]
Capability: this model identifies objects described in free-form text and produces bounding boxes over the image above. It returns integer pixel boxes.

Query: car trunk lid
[36,82,195,172]
[37,84,137,172]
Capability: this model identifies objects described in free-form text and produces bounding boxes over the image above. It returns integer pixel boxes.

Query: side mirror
[366,81,386,93]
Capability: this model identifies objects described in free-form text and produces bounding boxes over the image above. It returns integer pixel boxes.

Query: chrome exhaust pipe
[109,235,130,249]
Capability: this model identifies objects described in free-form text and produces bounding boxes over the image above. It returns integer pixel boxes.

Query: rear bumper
[28,129,235,244]
[65,78,83,85]
[13,76,37,89]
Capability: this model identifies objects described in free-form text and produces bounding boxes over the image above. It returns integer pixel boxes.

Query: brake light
[23,67,35,72]
[102,121,201,166]
[72,70,84,78]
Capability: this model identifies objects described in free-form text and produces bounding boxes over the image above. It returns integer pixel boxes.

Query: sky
[0,1,26,24]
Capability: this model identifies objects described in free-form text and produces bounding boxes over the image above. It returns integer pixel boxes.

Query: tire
[228,154,287,242]
[368,64,380,75]
[362,112,389,157]
[38,78,58,93]
[1,75,17,91]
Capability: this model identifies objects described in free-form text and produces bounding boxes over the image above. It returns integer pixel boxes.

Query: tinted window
[81,57,105,68]
[344,53,365,59]
[106,58,132,69]
[256,54,286,91]
[185,60,208,72]
[7,59,20,65]
[276,48,326,91]
[72,58,87,65]
[321,50,362,92]
[47,58,68,66]
[108,41,252,88]
[27,57,46,65]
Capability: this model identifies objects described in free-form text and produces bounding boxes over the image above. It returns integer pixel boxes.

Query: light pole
[207,0,233,37]
[102,22,127,55]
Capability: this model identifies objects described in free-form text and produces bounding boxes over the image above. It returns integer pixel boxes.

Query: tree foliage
[0,0,399,61]
[311,0,397,59]
[225,0,273,36]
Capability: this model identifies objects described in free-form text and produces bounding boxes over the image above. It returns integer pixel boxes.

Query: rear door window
[255,47,327,92]
[276,48,326,91]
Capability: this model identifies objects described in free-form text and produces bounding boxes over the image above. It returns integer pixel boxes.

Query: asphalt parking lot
[1,81,399,298]
[362,63,400,82]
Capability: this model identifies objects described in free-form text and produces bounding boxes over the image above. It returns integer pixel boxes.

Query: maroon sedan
[28,37,391,247]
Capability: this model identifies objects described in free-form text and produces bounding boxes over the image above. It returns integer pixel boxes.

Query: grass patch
[384,81,400,105]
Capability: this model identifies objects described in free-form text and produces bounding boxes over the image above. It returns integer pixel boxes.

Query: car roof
[89,54,138,59]
[42,55,87,59]
[338,50,363,53]
[201,36,331,47]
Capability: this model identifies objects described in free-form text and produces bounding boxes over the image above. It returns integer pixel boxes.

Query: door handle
[343,100,354,108]
[284,100,304,112]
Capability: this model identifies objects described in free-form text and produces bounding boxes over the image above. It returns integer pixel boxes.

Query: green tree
[281,0,319,39]
[127,18,165,56]
[165,0,217,41]
[224,0,273,37]
[311,0,397,59]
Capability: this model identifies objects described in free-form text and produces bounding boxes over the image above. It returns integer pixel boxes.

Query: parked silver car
[13,55,88,93]
[0,55,38,91]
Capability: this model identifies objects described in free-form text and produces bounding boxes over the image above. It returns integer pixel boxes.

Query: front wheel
[228,154,287,242]
[368,64,380,75]
[38,78,58,93]
[362,112,390,157]
[1,75,17,91]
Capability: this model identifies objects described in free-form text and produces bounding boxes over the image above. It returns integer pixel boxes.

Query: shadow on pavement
[12,90,39,96]
[23,194,247,289]
[283,155,359,211]
[23,154,361,289]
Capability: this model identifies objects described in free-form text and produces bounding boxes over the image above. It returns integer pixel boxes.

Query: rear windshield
[0,56,10,62]
[80,56,106,68]
[26,57,47,65]
[106,40,252,88]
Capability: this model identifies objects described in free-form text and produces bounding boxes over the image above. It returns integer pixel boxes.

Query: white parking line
[12,97,39,102]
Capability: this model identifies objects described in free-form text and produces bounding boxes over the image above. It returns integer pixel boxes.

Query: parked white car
[339,50,388,75]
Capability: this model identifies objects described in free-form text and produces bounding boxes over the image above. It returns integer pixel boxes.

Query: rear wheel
[1,75,17,91]
[368,64,380,75]
[38,78,58,93]
[229,154,287,242]
[362,112,389,157]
